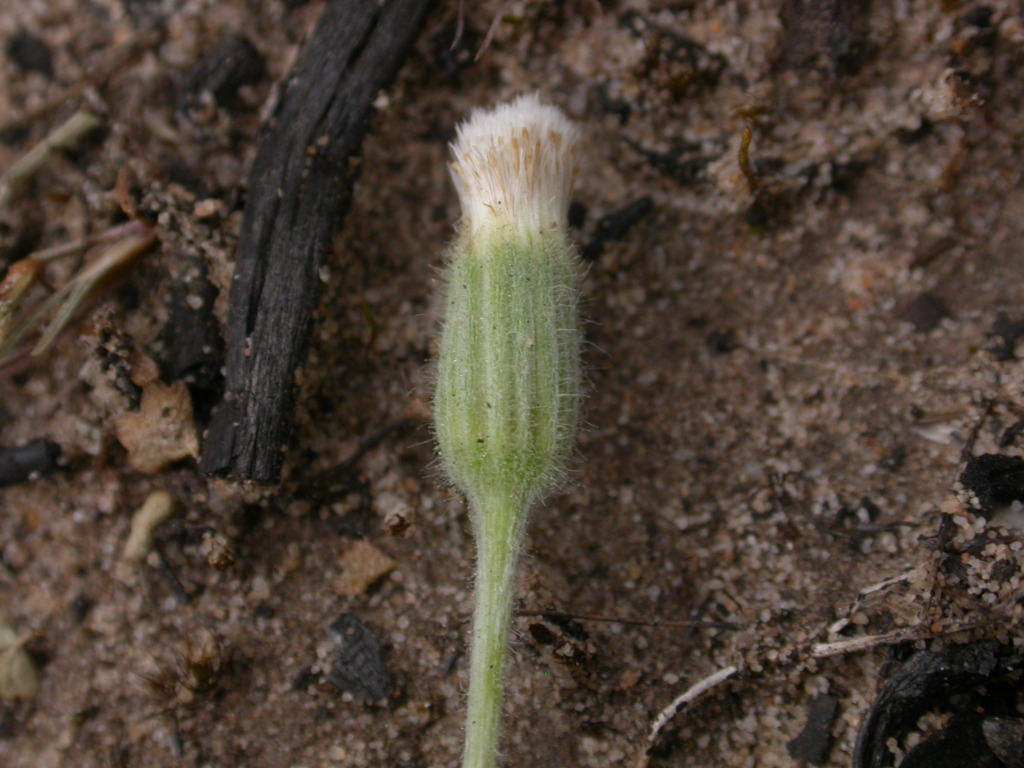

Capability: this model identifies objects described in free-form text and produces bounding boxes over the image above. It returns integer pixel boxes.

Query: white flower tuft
[450,93,580,241]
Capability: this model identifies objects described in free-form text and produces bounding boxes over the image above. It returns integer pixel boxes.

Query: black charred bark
[200,0,433,482]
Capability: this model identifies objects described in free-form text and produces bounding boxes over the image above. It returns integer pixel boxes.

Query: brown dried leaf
[114,380,200,474]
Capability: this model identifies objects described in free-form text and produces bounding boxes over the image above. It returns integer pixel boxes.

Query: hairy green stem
[463,492,528,768]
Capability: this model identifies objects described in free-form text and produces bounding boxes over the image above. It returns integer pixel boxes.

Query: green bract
[435,232,580,509]
[433,94,582,768]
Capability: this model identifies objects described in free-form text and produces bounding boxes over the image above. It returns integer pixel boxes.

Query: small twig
[732,106,769,198]
[0,224,155,361]
[29,222,145,265]
[0,111,103,208]
[826,569,915,636]
[633,631,908,768]
[167,710,185,759]
[33,228,155,355]
[1,222,155,363]
[634,665,740,768]
[809,628,924,659]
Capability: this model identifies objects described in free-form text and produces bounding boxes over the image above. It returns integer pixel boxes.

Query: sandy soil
[2,1,1024,767]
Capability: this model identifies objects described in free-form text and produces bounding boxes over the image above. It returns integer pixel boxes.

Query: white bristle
[450,93,580,240]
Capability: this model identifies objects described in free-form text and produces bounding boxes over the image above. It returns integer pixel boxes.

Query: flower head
[450,93,580,243]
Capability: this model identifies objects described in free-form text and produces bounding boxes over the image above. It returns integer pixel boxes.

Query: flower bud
[435,94,582,510]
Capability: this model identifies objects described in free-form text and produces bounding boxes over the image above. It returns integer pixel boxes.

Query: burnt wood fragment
[960,454,1024,516]
[983,717,1024,768]
[160,257,224,404]
[901,292,950,333]
[988,312,1024,361]
[853,642,1000,768]
[0,438,62,488]
[787,693,839,766]
[998,419,1024,448]
[181,34,264,114]
[779,0,869,75]
[900,711,1001,768]
[200,0,433,482]
[326,613,392,701]
[6,30,53,77]
[580,195,653,262]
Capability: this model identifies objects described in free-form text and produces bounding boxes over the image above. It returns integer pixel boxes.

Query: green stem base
[462,493,529,768]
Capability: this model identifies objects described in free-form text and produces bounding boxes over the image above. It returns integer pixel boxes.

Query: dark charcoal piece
[567,201,587,231]
[0,705,14,738]
[998,419,1024,448]
[744,200,769,228]
[326,614,392,701]
[894,118,933,145]
[901,712,1001,768]
[902,292,950,333]
[983,717,1024,768]
[990,558,1017,583]
[963,6,995,28]
[960,454,1024,515]
[779,0,868,74]
[853,642,999,768]
[544,613,589,642]
[580,196,653,261]
[528,622,558,645]
[6,30,53,77]
[181,34,264,113]
[787,693,840,766]
[68,595,93,624]
[0,438,62,488]
[199,0,434,482]
[430,20,479,82]
[160,257,224,401]
[988,313,1024,361]
[623,137,715,185]
[594,83,631,125]
[705,329,738,355]
[292,667,318,690]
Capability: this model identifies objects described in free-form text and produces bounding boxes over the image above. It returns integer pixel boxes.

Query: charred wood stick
[200,0,433,482]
